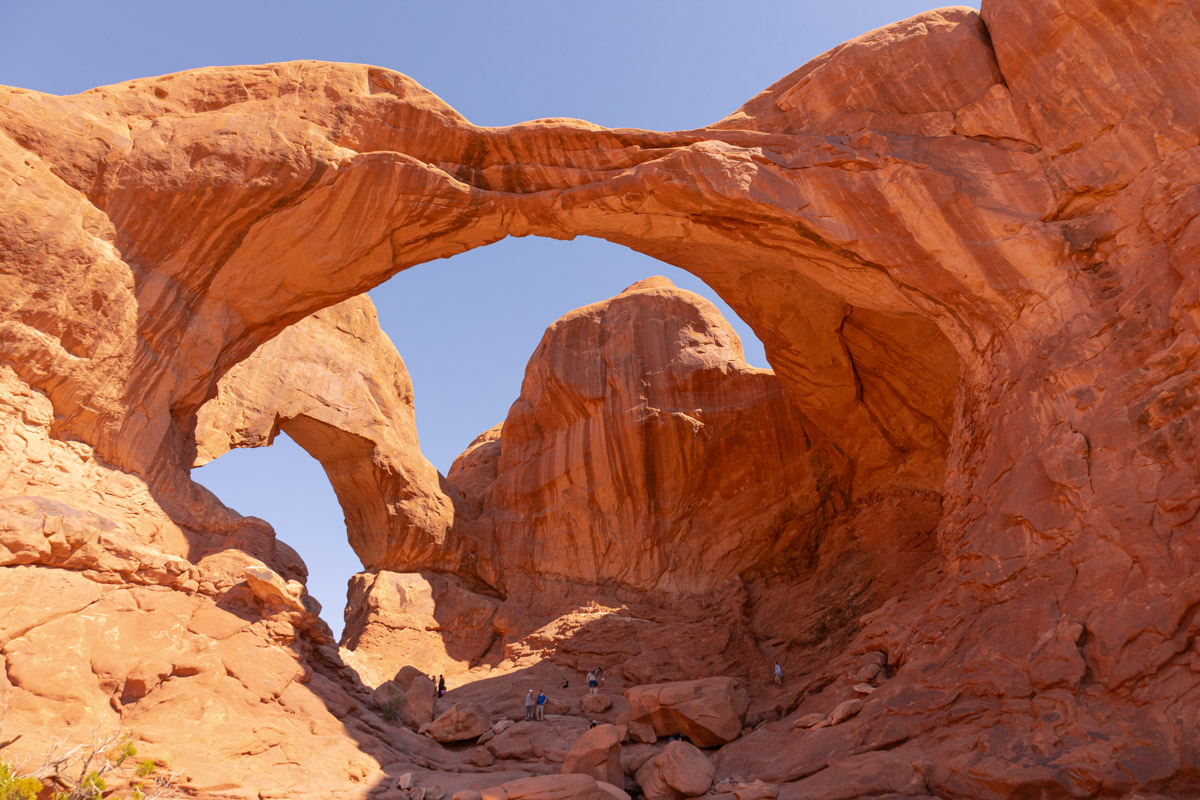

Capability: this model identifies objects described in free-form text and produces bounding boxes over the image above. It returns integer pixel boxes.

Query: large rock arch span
[1,0,1199,796]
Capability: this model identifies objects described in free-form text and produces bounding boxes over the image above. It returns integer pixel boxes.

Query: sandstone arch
[1,0,1199,795]
[192,294,465,573]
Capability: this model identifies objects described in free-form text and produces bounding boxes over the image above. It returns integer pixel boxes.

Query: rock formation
[193,294,466,574]
[1,0,1199,797]
[446,276,836,598]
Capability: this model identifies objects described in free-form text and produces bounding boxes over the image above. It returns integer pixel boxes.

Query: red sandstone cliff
[450,276,839,597]
[0,0,1198,797]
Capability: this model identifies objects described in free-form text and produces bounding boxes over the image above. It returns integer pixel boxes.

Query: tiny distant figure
[589,720,598,729]
[773,662,783,687]
[561,675,569,689]
[587,669,598,695]
[437,675,446,697]
[525,689,535,721]
[535,689,547,721]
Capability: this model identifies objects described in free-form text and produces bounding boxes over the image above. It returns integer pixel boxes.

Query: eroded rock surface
[193,295,466,574]
[625,678,749,748]
[1,0,1199,797]
[447,277,833,599]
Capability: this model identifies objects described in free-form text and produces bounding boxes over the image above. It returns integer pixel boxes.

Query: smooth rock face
[341,569,500,686]
[561,724,623,787]
[422,703,491,743]
[625,678,749,747]
[634,742,714,800]
[1,1,1199,798]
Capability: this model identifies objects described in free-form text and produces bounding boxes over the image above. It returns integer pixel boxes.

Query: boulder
[791,713,825,730]
[562,723,623,786]
[621,743,663,777]
[581,694,613,714]
[486,719,584,762]
[482,774,628,800]
[405,676,438,725]
[625,678,749,746]
[829,698,864,725]
[634,741,714,800]
[375,674,436,728]
[543,698,572,716]
[465,747,495,767]
[732,781,778,800]
[421,702,491,743]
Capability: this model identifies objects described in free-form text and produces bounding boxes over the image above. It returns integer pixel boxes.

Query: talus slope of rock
[0,0,1198,797]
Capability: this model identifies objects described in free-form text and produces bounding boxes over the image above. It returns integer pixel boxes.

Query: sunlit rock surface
[1,0,1199,796]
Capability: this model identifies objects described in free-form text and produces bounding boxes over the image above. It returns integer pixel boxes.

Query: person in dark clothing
[437,675,447,696]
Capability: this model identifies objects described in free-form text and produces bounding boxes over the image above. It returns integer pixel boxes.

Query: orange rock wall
[1,0,1198,796]
[450,277,844,596]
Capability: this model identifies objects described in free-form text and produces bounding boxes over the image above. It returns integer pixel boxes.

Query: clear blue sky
[2,0,977,636]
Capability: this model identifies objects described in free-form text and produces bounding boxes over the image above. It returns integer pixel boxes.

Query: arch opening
[185,231,961,691]
[192,431,361,639]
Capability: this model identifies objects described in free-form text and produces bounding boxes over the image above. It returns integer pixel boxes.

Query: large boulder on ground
[562,723,623,786]
[375,670,437,728]
[421,702,491,743]
[479,774,629,800]
[486,719,587,762]
[634,741,714,800]
[625,677,749,747]
[581,694,614,714]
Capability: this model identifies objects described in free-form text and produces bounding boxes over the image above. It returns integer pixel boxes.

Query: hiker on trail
[561,675,569,689]
[525,690,535,721]
[437,675,446,697]
[587,669,598,694]
[774,662,783,687]
[535,689,547,721]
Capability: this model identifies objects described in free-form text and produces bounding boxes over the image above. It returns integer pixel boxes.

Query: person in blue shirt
[535,690,547,721]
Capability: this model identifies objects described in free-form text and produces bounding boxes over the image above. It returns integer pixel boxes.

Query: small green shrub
[0,761,42,800]
[378,694,406,724]
[110,740,137,768]
[78,770,107,799]
[135,760,156,778]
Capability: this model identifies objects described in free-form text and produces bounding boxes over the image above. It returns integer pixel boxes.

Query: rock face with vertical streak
[447,277,837,598]
[0,1,1199,798]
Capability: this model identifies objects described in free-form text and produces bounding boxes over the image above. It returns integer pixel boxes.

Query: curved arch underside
[2,0,1200,795]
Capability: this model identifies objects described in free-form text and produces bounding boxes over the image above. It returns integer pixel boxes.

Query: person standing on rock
[587,669,598,694]
[437,675,446,697]
[535,689,547,721]
[525,689,535,721]
[774,661,783,687]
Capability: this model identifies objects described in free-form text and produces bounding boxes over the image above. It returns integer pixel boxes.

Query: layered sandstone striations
[0,0,1198,797]
[193,294,464,573]
[448,276,839,597]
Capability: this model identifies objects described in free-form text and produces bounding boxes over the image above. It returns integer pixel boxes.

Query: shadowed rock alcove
[2,0,1198,796]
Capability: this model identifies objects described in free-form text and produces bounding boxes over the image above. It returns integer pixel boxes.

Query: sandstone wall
[1,0,1198,796]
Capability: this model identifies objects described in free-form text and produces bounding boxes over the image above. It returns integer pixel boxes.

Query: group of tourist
[523,666,607,721]
[524,688,548,721]
[514,660,782,723]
